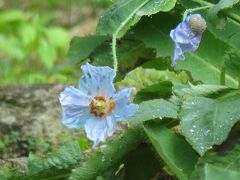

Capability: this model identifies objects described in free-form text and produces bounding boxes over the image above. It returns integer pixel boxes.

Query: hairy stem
[111,0,149,72]
[183,5,212,19]
[112,34,118,72]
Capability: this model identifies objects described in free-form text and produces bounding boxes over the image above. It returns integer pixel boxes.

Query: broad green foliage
[144,123,199,180]
[180,91,240,155]
[0,9,69,84]
[131,13,179,57]
[191,142,240,179]
[97,0,176,37]
[175,84,231,97]
[128,99,178,124]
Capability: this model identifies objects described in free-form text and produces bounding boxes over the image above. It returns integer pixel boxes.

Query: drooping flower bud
[170,14,206,65]
[189,15,207,33]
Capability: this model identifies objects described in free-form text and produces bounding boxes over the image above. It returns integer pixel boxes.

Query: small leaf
[67,35,109,64]
[27,141,82,179]
[144,123,199,180]
[134,81,173,103]
[127,99,178,124]
[180,91,240,155]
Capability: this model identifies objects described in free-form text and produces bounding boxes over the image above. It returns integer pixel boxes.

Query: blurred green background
[0,0,111,84]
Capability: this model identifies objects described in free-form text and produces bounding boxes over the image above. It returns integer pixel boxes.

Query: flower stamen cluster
[89,96,116,117]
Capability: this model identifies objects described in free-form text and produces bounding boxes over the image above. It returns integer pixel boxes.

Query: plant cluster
[1,0,240,179]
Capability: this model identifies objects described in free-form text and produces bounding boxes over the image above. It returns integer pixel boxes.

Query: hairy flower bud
[189,15,207,33]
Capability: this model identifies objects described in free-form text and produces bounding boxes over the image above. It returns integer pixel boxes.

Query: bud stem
[183,5,212,20]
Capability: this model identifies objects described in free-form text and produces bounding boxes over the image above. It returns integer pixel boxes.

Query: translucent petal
[112,88,139,121]
[59,86,91,128]
[79,63,116,98]
[84,116,116,146]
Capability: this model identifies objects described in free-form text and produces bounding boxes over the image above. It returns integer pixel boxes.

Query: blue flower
[170,14,206,65]
[59,63,138,146]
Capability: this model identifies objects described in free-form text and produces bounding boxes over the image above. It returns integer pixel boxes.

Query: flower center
[89,96,116,117]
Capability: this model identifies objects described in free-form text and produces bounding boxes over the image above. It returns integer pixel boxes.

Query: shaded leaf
[67,35,109,64]
[144,123,199,180]
[131,12,180,57]
[128,99,178,124]
[69,127,144,180]
[191,142,240,179]
[123,144,162,180]
[134,81,173,103]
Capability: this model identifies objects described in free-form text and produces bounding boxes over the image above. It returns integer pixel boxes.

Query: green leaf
[204,13,240,57]
[176,31,238,88]
[27,141,82,179]
[38,39,57,69]
[127,99,178,124]
[205,164,240,180]
[67,35,109,64]
[208,0,240,29]
[97,0,176,37]
[144,123,199,180]
[180,91,240,155]
[45,27,69,49]
[175,84,231,97]
[191,142,240,179]
[123,144,162,180]
[134,81,173,103]
[131,12,179,57]
[69,127,144,180]
[137,0,177,16]
[0,10,25,24]
[117,67,189,89]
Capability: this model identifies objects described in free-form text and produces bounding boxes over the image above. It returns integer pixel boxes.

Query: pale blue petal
[84,116,116,146]
[78,63,116,98]
[112,88,139,121]
[59,86,91,128]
